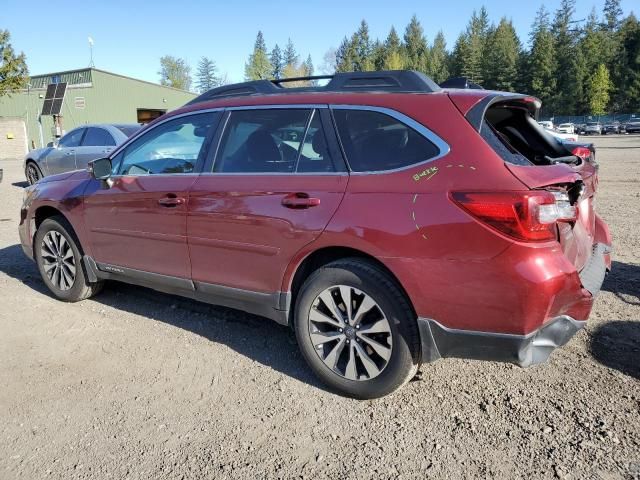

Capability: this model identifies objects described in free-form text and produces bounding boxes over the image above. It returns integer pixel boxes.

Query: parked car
[23,124,141,185]
[584,122,603,135]
[575,124,587,135]
[538,120,554,130]
[18,71,611,399]
[603,122,621,134]
[556,123,575,134]
[625,121,640,133]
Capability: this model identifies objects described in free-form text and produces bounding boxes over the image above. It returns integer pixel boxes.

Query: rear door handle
[282,193,321,209]
[158,195,185,207]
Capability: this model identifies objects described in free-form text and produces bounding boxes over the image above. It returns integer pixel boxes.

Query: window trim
[329,105,450,175]
[109,110,222,177]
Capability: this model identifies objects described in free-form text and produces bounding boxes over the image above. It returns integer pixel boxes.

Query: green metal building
[0,68,196,151]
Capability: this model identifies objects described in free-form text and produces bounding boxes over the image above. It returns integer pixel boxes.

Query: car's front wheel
[25,162,42,185]
[34,216,103,302]
[294,258,420,399]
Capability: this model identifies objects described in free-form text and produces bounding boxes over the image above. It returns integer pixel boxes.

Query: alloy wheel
[308,285,393,381]
[40,231,76,291]
[27,164,40,184]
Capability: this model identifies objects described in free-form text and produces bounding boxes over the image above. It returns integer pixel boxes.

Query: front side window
[58,128,85,148]
[115,113,214,175]
[213,108,337,174]
[83,127,116,147]
[332,109,440,172]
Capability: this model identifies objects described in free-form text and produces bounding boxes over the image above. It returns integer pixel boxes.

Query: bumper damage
[418,315,586,367]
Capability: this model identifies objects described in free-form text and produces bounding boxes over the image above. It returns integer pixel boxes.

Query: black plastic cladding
[186,70,442,105]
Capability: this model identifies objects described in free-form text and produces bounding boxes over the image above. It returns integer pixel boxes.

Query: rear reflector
[451,191,575,242]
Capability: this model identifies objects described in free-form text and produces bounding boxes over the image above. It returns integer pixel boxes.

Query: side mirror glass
[46,141,54,148]
[88,157,112,180]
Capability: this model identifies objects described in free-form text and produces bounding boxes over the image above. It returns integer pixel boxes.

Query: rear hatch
[450,93,599,272]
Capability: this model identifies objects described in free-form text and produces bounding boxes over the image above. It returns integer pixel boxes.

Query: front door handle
[158,195,185,207]
[65,150,74,156]
[282,193,321,209]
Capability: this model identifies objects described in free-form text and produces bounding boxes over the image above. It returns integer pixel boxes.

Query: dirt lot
[0,136,639,479]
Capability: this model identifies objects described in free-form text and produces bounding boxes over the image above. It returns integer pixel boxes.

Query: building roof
[27,67,195,95]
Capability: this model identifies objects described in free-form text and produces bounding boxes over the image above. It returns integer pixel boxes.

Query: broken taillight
[571,146,592,160]
[451,191,576,242]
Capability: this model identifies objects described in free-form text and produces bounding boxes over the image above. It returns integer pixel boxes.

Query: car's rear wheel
[25,162,42,185]
[34,216,103,302]
[294,258,420,399]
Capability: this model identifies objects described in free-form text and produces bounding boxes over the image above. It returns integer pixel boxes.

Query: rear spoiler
[463,93,542,132]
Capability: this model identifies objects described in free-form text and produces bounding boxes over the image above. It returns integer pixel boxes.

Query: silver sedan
[24,124,141,184]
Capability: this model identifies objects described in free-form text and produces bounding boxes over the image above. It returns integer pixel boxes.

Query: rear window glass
[115,125,142,137]
[332,109,440,172]
[480,121,532,166]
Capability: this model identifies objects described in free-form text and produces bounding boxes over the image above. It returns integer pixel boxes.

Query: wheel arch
[32,206,85,256]
[284,246,417,326]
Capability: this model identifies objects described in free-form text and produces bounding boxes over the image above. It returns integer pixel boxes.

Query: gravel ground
[0,136,638,479]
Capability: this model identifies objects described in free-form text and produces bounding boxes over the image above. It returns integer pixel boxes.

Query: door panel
[84,175,197,278]
[46,128,85,175]
[188,174,348,293]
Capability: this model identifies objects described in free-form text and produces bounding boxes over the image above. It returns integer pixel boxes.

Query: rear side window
[82,127,116,147]
[58,128,85,148]
[332,109,440,172]
[213,108,338,174]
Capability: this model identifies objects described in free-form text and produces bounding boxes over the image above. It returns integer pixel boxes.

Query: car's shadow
[0,244,326,392]
[12,181,29,188]
[602,261,640,306]
[589,321,640,380]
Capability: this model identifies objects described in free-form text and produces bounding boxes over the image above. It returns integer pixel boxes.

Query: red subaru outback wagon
[19,71,611,399]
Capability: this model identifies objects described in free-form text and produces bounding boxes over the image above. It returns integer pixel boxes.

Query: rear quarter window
[332,109,441,172]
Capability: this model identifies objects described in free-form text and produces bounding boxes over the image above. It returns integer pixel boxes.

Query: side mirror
[88,157,112,181]
[46,141,54,148]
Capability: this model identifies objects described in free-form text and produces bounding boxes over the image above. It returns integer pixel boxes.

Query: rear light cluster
[451,191,577,242]
[571,146,592,160]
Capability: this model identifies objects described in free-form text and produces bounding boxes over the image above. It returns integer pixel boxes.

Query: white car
[557,123,575,134]
[538,121,554,130]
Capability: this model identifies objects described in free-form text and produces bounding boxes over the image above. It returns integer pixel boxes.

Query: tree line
[329,0,639,116]
[244,32,315,85]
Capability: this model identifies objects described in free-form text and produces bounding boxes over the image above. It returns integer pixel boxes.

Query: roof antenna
[88,36,95,68]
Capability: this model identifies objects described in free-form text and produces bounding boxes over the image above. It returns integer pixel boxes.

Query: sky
[3,0,636,87]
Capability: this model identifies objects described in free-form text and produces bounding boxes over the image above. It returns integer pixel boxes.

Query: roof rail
[438,77,484,90]
[185,70,441,105]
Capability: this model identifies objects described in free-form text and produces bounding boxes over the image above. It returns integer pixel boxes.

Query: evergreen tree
[603,0,623,32]
[159,56,192,91]
[283,38,298,68]
[270,44,284,79]
[483,18,521,92]
[0,29,29,97]
[579,9,609,111]
[195,57,219,93]
[552,0,579,114]
[335,36,357,72]
[353,20,374,71]
[371,40,386,71]
[403,15,429,72]
[452,7,490,84]
[304,54,315,83]
[612,14,640,111]
[587,64,612,115]
[382,26,404,70]
[527,6,557,115]
[429,31,449,83]
[244,31,273,80]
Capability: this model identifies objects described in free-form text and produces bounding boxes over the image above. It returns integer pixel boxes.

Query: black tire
[294,258,420,399]
[34,216,103,302]
[25,161,42,185]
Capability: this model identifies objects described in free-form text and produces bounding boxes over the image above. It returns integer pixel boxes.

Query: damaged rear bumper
[418,315,586,367]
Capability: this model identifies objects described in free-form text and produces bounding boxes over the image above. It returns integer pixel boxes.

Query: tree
[382,26,404,70]
[403,15,428,72]
[283,38,298,68]
[304,54,314,78]
[483,18,521,92]
[0,29,28,97]
[335,35,358,72]
[195,57,219,93]
[353,20,374,71]
[159,55,192,91]
[244,31,272,80]
[526,6,557,114]
[552,0,579,114]
[603,0,623,32]
[451,7,489,84]
[320,47,337,74]
[611,13,640,111]
[270,44,284,79]
[429,31,449,83]
[588,64,612,115]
